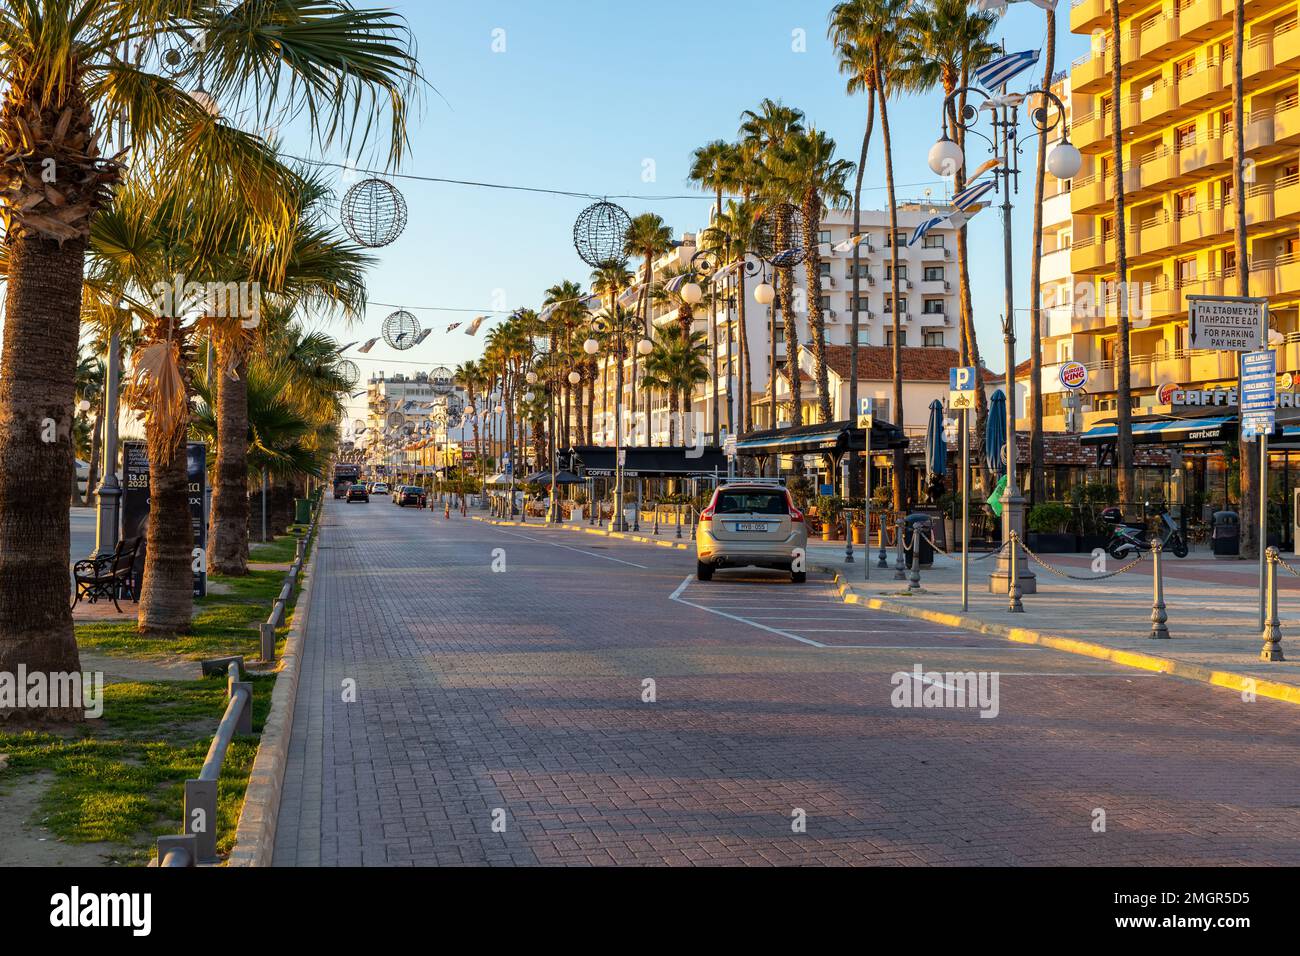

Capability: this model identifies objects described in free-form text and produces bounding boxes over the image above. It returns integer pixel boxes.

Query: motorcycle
[1102,505,1189,560]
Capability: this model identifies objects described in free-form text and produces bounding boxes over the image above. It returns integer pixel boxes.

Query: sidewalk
[806,539,1300,703]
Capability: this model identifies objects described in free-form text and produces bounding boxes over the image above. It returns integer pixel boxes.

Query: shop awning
[570,445,728,478]
[1080,416,1236,446]
[735,419,908,457]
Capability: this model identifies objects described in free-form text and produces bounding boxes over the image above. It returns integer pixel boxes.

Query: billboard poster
[121,440,208,598]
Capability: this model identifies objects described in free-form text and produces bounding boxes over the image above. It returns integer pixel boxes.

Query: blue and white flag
[951,178,996,210]
[771,247,805,268]
[908,215,947,247]
[974,49,1040,91]
[833,233,869,252]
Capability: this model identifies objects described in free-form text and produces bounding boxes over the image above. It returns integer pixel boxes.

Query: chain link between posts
[1017,537,1147,581]
[919,531,1009,563]
[1275,552,1300,579]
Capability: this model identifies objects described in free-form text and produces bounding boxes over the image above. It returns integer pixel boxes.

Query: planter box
[1026,532,1075,553]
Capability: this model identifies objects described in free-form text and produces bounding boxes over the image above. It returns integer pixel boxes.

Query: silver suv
[695,481,808,583]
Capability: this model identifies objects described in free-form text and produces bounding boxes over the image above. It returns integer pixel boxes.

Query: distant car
[346,485,369,503]
[333,482,351,499]
[695,481,808,583]
[370,482,389,495]
[396,486,427,508]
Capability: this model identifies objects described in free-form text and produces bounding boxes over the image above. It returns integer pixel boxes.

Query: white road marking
[669,575,827,647]
[492,526,648,568]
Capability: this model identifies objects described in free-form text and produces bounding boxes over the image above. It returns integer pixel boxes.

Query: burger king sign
[1059,361,1088,390]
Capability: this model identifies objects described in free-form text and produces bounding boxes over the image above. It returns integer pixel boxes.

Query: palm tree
[1232,0,1258,558]
[454,360,484,470]
[591,260,635,442]
[1110,0,1136,511]
[74,353,106,507]
[741,99,806,427]
[769,128,854,424]
[688,140,740,438]
[1027,7,1057,506]
[0,1,416,692]
[830,22,879,473]
[830,0,910,508]
[623,214,673,445]
[702,199,764,433]
[644,326,710,446]
[543,280,588,446]
[895,0,999,492]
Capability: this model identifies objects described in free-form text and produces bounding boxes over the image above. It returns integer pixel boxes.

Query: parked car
[370,482,389,496]
[346,485,370,503]
[396,486,427,508]
[695,481,807,583]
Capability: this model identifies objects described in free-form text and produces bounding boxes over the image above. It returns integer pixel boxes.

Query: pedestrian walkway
[805,538,1300,700]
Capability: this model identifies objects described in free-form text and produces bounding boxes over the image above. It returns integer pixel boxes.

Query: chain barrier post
[878,510,889,569]
[845,509,854,564]
[675,502,682,539]
[894,516,907,581]
[908,527,922,591]
[961,405,970,612]
[1150,537,1169,639]
[1261,546,1285,660]
[652,504,660,536]
[1008,531,1024,613]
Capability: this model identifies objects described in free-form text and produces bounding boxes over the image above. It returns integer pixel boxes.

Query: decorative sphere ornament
[381,309,421,350]
[757,202,806,262]
[526,371,538,385]
[524,391,535,402]
[568,371,582,385]
[337,359,360,389]
[754,282,775,305]
[682,281,704,305]
[637,338,653,356]
[573,200,632,267]
[583,338,600,355]
[341,178,409,248]
[1047,141,1082,181]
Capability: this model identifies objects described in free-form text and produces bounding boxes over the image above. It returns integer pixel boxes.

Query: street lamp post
[683,246,723,448]
[928,84,1081,596]
[91,310,125,559]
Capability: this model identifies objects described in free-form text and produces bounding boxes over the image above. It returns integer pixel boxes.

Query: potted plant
[1027,501,1075,553]
[815,495,845,541]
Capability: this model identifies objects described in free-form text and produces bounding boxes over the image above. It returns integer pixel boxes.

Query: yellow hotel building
[1064,0,1300,417]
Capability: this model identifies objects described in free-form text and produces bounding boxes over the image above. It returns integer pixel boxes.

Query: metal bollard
[1008,532,1024,613]
[652,506,660,536]
[877,514,889,568]
[908,528,921,590]
[894,517,907,581]
[1261,547,1285,660]
[844,510,854,564]
[675,503,682,539]
[259,622,276,663]
[1149,538,1169,638]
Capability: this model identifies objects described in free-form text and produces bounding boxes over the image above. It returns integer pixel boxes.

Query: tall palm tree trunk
[210,346,250,576]
[1233,0,1258,558]
[850,87,876,488]
[84,409,102,508]
[1028,12,1056,507]
[877,68,905,511]
[779,210,802,428]
[1111,3,1135,507]
[0,235,85,685]
[138,417,194,636]
[737,269,753,433]
[803,192,833,425]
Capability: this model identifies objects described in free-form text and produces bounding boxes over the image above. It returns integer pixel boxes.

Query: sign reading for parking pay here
[1188,295,1267,351]
[949,366,977,410]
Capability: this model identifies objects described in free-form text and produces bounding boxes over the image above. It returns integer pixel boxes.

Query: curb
[818,565,1300,707]
[470,514,690,550]
[227,513,322,867]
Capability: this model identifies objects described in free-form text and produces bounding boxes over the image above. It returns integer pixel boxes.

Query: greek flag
[951,178,996,210]
[664,273,691,293]
[908,215,947,247]
[833,234,869,252]
[974,49,1040,91]
[771,247,805,268]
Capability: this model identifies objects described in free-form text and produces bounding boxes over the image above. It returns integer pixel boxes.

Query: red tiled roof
[818,345,998,384]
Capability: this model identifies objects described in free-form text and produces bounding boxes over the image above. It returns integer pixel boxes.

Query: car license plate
[736,522,768,532]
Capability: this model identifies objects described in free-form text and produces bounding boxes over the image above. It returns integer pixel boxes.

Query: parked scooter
[1102,505,1189,559]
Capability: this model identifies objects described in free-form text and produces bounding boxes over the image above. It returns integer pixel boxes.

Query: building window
[922,299,945,314]
[1175,189,1196,218]
[1175,123,1196,150]
[923,265,944,282]
[818,230,832,244]
[819,261,831,276]
[922,235,944,249]
[850,296,870,311]
[856,328,871,345]
[845,263,870,278]
[1176,256,1197,286]
[885,264,908,279]
[923,330,944,347]
[885,330,907,347]
[818,296,831,311]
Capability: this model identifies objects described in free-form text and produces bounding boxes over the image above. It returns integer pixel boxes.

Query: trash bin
[1212,510,1239,557]
[294,498,313,525]
[904,513,935,568]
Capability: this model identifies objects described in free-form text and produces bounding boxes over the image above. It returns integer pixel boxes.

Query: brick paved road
[272,501,1300,866]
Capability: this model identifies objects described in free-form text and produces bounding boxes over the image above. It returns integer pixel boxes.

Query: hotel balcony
[1273,90,1300,144]
[1071,234,1114,276]
[1074,110,1109,154]
[1176,60,1228,114]
[1246,24,1300,84]
[1071,50,1110,95]
[1178,274,1225,303]
[1070,0,1109,34]
[1129,214,1178,264]
[1275,254,1300,299]
[1177,133,1229,178]
[1133,83,1180,127]
[1129,149,1181,200]
[1179,0,1223,39]
[1279,174,1300,219]
[1151,352,1192,384]
[1277,21,1300,73]
[1244,113,1277,155]
[1135,13,1193,66]
[1071,172,1112,214]
[1188,349,1240,382]
[1174,206,1225,247]
[918,311,949,327]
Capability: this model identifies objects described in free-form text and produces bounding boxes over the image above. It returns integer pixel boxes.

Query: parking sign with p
[949,366,977,410]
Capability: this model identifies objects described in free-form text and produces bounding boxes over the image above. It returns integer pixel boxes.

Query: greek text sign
[1188,295,1267,352]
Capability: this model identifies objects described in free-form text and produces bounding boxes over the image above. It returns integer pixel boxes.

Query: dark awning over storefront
[1080,416,1238,446]
[569,445,728,478]
[735,419,908,458]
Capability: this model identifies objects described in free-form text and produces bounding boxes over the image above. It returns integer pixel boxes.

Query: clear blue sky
[292,2,1085,418]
